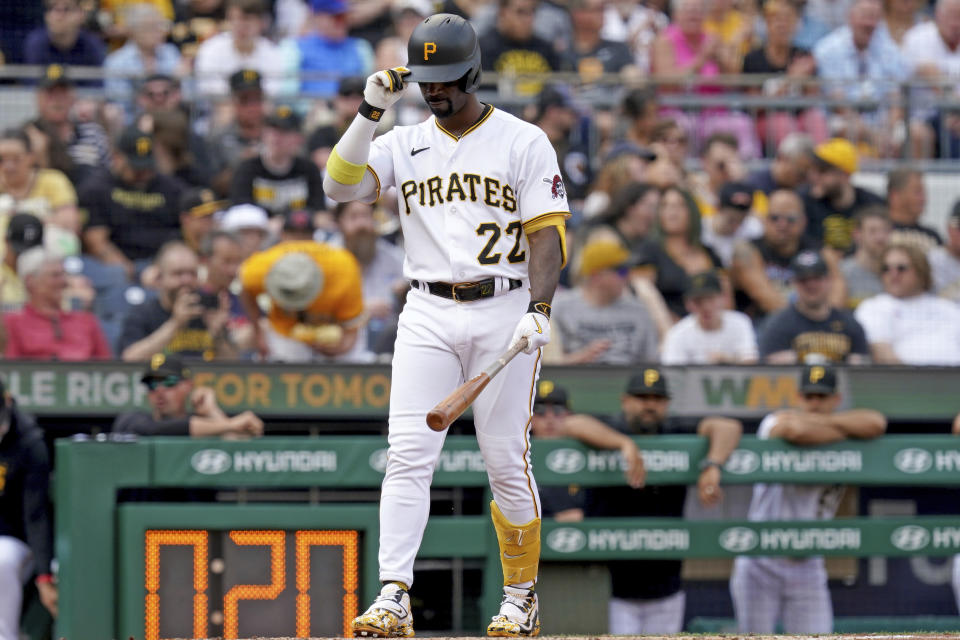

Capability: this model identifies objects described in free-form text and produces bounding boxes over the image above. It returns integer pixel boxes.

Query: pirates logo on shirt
[543,174,565,200]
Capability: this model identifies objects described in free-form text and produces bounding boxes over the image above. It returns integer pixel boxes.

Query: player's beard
[426,97,454,118]
[627,412,662,435]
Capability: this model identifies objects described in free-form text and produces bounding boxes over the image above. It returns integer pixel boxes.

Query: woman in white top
[855,243,960,364]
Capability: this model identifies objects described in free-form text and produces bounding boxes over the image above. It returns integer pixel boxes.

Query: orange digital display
[144,529,359,639]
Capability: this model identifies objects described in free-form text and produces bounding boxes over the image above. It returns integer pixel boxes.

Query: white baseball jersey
[746,413,845,522]
[366,105,570,282]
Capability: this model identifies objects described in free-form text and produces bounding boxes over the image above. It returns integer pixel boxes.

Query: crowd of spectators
[0,0,957,370]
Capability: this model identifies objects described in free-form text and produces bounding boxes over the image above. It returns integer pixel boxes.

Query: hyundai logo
[369,448,389,474]
[890,525,930,551]
[191,449,232,475]
[724,450,760,475]
[893,448,933,474]
[545,449,586,474]
[719,527,759,553]
[546,528,587,553]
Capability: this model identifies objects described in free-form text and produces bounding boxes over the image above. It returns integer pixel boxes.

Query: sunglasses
[144,375,182,390]
[802,392,831,400]
[881,263,910,274]
[769,213,801,224]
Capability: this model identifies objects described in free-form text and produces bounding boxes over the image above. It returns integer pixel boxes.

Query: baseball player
[730,365,886,634]
[322,13,569,638]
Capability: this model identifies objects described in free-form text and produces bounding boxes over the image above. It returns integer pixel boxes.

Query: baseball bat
[426,337,529,432]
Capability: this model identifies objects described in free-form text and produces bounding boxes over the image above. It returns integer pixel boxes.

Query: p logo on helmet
[424,42,437,60]
[809,366,825,384]
[644,368,659,388]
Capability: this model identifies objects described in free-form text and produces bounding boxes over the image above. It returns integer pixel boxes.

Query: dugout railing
[53,433,960,640]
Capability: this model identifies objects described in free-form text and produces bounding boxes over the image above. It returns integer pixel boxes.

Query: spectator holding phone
[118,241,236,361]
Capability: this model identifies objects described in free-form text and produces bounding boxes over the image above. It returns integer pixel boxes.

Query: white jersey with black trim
[745,413,845,522]
[365,105,570,283]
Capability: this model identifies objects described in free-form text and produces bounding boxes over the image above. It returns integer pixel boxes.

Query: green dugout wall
[55,435,960,640]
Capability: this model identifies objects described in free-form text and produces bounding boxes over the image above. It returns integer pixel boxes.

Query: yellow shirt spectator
[239,241,365,339]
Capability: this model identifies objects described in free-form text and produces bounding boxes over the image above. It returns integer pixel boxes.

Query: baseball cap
[579,240,631,278]
[799,364,837,394]
[718,181,754,211]
[116,126,156,170]
[141,352,191,383]
[6,213,45,255]
[229,68,263,94]
[625,367,670,398]
[310,0,348,14]
[283,208,316,234]
[221,204,269,232]
[265,252,324,311]
[685,270,722,298]
[40,64,73,89]
[533,380,569,410]
[265,104,303,132]
[180,187,227,218]
[813,138,858,174]
[790,250,828,280]
[337,76,366,97]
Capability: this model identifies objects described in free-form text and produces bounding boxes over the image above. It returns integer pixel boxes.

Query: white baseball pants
[608,590,685,634]
[731,555,832,634]
[0,536,33,640]
[378,287,541,587]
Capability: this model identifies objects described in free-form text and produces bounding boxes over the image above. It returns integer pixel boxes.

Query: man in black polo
[758,250,869,364]
[229,104,325,219]
[584,368,742,634]
[79,126,185,281]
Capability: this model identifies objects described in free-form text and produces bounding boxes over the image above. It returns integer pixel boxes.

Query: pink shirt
[4,304,112,360]
[664,24,721,92]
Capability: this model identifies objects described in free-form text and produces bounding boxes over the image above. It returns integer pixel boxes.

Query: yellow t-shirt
[240,241,365,337]
[704,10,752,55]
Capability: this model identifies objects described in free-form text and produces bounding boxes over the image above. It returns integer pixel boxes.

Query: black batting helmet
[405,14,482,93]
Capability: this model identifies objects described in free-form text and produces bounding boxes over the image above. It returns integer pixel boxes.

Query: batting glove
[363,67,411,110]
[510,312,550,354]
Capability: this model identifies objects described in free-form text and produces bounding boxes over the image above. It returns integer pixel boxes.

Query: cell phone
[195,290,220,310]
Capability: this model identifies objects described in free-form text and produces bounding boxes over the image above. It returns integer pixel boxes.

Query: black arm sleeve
[112,412,191,436]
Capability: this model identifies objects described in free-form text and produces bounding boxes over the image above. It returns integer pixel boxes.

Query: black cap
[230,68,263,93]
[790,250,828,280]
[40,64,73,89]
[337,76,365,97]
[537,85,572,113]
[142,353,191,383]
[626,367,670,398]
[283,208,316,234]
[179,187,226,218]
[265,104,303,132]
[534,380,569,409]
[116,126,156,170]
[719,181,754,211]
[685,270,723,298]
[6,213,44,255]
[307,125,339,152]
[799,364,837,394]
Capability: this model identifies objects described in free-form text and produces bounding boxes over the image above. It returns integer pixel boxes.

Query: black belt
[411,278,523,302]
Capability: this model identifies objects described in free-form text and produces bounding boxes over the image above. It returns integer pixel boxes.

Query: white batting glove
[510,311,551,355]
[363,67,411,110]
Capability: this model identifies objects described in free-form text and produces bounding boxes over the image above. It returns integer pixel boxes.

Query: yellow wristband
[327,147,368,185]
